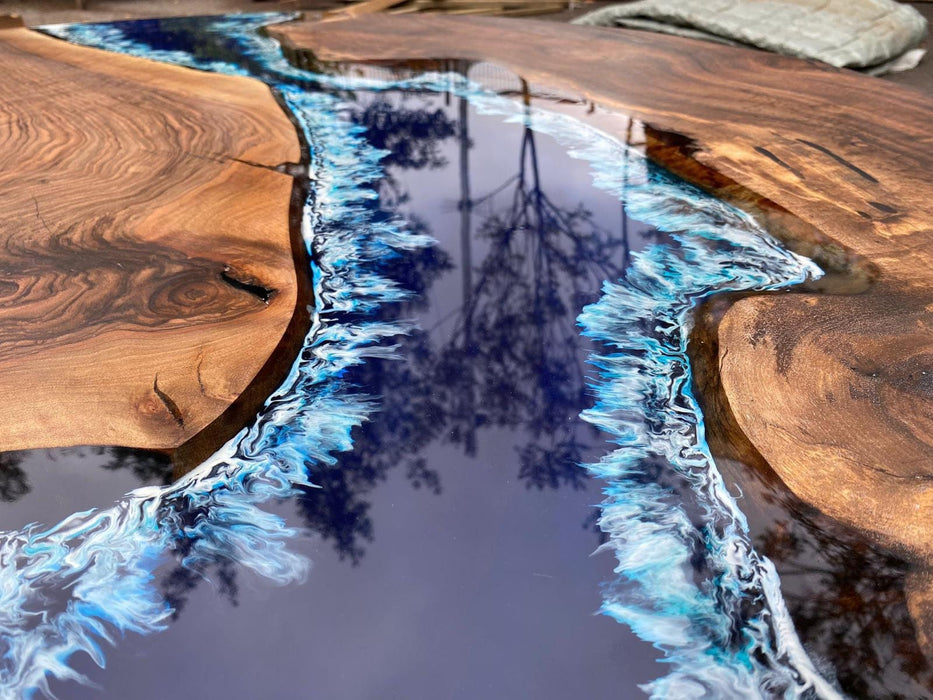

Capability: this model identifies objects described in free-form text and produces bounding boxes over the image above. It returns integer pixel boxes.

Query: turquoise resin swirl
[11,14,843,699]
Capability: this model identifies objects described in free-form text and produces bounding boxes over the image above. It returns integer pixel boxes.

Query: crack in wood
[153,375,184,427]
[195,350,207,396]
[795,138,880,184]
[232,156,303,175]
[753,146,804,180]
[220,266,277,304]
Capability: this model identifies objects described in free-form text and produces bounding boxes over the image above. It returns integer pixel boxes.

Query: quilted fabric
[573,0,927,71]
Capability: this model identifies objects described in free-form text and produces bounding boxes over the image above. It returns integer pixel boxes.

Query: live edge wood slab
[272,14,933,640]
[0,23,302,456]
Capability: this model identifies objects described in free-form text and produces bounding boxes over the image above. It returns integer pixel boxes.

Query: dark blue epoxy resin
[0,13,853,699]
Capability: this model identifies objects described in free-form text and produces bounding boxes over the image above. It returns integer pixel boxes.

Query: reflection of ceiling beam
[271,12,933,650]
[0,26,303,459]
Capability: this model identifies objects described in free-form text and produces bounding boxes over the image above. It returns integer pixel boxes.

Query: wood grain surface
[271,17,933,565]
[0,27,301,453]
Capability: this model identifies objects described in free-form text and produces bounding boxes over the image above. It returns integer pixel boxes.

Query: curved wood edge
[271,15,933,285]
[0,27,303,453]
[270,12,933,647]
[172,181,313,477]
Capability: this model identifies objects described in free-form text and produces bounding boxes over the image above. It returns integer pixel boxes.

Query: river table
[3,8,933,675]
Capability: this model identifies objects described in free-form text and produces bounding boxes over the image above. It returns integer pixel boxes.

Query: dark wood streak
[153,376,185,428]
[0,27,301,452]
[172,165,316,477]
[795,138,880,183]
[271,14,933,654]
[753,146,804,179]
[869,200,899,214]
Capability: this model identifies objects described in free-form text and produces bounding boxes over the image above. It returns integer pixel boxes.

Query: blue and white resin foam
[18,14,844,699]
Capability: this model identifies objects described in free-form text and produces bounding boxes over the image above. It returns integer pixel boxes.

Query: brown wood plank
[0,27,301,453]
[324,0,409,19]
[270,15,933,582]
[423,0,563,5]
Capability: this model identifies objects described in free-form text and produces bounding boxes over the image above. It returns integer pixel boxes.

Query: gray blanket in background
[573,0,928,74]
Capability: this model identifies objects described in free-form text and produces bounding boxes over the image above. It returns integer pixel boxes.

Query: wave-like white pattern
[27,14,845,699]
[3,24,428,696]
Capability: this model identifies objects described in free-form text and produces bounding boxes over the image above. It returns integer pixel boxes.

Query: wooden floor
[0,24,302,456]
[271,12,933,647]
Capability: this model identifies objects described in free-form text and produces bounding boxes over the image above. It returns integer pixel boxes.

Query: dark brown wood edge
[172,171,315,477]
[171,86,316,477]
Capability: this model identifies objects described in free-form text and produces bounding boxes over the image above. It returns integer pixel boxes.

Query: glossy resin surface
[0,13,923,699]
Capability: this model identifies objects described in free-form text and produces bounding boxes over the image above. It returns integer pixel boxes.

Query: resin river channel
[0,13,917,699]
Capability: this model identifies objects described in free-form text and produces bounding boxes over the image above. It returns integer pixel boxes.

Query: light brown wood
[423,0,561,6]
[0,27,301,453]
[325,0,409,20]
[433,3,566,16]
[328,0,568,17]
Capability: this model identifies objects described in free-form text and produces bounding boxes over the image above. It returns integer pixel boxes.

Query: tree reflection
[439,103,628,489]
[352,97,458,209]
[289,90,630,566]
[264,94,459,567]
[764,517,933,698]
[0,453,27,503]
[0,446,172,505]
[137,96,460,616]
[103,447,173,484]
[0,91,626,612]
[161,545,239,621]
[728,460,933,698]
